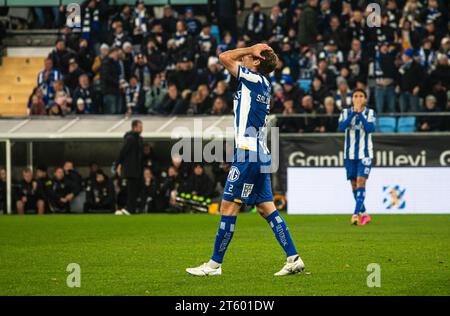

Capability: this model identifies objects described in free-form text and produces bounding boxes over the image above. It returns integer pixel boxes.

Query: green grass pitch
[0,214,449,296]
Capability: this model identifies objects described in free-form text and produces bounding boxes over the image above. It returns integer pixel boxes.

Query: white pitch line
[7,119,30,133]
[156,116,177,132]
[107,118,128,133]
[56,117,80,134]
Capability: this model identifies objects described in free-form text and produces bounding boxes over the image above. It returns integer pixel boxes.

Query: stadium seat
[210,24,221,45]
[0,57,42,116]
[397,116,417,133]
[297,79,312,93]
[377,117,397,133]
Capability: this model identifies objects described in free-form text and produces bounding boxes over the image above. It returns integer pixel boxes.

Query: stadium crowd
[0,144,228,215]
[23,0,450,132]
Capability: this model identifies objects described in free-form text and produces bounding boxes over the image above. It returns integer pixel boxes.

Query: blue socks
[353,189,366,213]
[354,188,366,214]
[266,211,298,257]
[211,215,237,264]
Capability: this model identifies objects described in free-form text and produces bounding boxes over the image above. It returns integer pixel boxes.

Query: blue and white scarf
[82,7,100,41]
[247,12,265,35]
[133,7,148,35]
[418,47,436,73]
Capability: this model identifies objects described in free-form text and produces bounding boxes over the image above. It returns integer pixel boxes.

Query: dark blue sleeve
[338,110,356,132]
[358,112,376,133]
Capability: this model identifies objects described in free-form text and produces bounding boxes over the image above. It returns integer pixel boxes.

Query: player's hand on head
[251,44,273,59]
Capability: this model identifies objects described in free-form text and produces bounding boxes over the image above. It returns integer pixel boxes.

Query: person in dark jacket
[208,0,244,40]
[36,165,53,214]
[63,161,83,197]
[48,167,75,213]
[137,168,159,213]
[100,47,122,114]
[398,48,426,112]
[183,163,214,198]
[15,168,42,215]
[297,0,319,46]
[84,169,115,213]
[116,120,144,215]
[374,42,398,113]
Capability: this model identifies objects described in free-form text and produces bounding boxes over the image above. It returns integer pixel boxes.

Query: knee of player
[356,178,367,188]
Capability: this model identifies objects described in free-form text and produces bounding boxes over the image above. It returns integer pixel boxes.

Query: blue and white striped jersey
[338,107,376,160]
[233,65,271,154]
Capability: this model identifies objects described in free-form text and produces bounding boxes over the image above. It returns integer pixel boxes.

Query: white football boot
[186,261,222,276]
[120,209,131,216]
[274,255,305,276]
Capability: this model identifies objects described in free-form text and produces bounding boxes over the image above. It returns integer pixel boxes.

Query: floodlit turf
[0,214,449,296]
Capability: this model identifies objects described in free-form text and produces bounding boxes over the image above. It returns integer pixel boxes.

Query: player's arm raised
[338,108,356,132]
[218,44,273,78]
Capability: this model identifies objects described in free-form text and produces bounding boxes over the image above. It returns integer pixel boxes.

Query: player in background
[186,44,305,277]
[338,89,376,225]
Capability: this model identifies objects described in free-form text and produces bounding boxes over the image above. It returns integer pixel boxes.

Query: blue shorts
[345,158,372,180]
[222,150,273,206]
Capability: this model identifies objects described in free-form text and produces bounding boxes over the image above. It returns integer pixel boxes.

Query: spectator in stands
[298,95,319,133]
[398,48,426,112]
[198,56,225,91]
[131,0,150,45]
[280,101,298,134]
[210,96,228,115]
[52,80,72,115]
[138,168,159,213]
[347,39,367,83]
[281,74,303,109]
[100,47,122,114]
[318,96,339,133]
[315,58,337,91]
[244,2,268,43]
[374,42,398,113]
[131,53,152,92]
[125,76,144,115]
[183,163,214,198]
[38,58,62,107]
[145,72,167,114]
[323,15,348,52]
[168,21,195,62]
[271,83,285,113]
[80,0,109,48]
[418,38,437,74]
[418,95,442,132]
[0,167,5,214]
[297,0,319,46]
[310,77,329,106]
[36,165,52,214]
[48,167,75,213]
[15,168,42,215]
[268,4,287,42]
[318,40,344,76]
[92,43,109,84]
[209,0,244,40]
[29,94,47,116]
[431,54,450,90]
[184,7,202,37]
[197,23,217,68]
[108,21,132,50]
[122,42,135,82]
[334,78,352,110]
[63,161,83,197]
[144,37,167,75]
[49,39,73,75]
[212,80,233,108]
[154,83,184,115]
[64,58,85,93]
[112,4,133,36]
[160,5,177,35]
[169,56,198,92]
[76,39,95,77]
[84,169,115,213]
[72,74,95,114]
